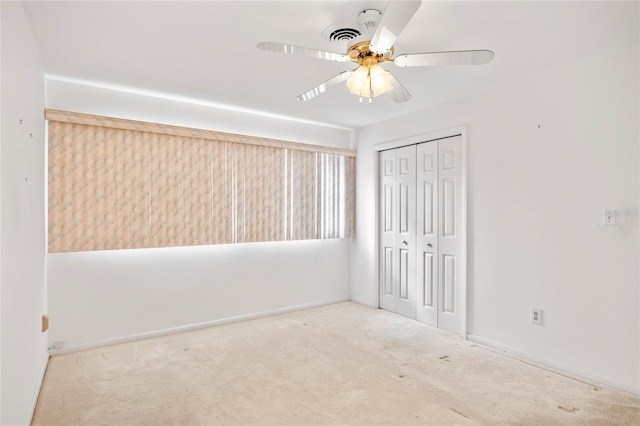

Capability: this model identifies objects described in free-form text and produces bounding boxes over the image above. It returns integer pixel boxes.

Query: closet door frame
[373,125,468,337]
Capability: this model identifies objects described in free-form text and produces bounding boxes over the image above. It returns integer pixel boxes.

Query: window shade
[47,110,356,253]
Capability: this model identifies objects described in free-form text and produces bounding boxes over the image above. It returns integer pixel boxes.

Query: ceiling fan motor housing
[348,41,393,65]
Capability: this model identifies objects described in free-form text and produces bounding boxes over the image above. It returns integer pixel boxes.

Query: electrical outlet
[531,308,542,325]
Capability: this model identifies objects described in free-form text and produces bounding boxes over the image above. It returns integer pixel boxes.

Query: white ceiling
[23,1,636,129]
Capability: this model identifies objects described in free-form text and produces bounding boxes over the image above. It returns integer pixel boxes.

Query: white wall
[49,239,350,350]
[46,81,353,351]
[46,79,352,148]
[352,26,639,392]
[1,2,48,424]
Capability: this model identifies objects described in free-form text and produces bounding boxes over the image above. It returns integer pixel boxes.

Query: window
[47,110,355,253]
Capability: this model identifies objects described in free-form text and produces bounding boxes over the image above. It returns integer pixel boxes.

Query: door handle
[402,240,408,246]
[427,243,433,248]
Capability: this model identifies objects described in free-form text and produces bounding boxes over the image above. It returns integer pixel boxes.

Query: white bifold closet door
[380,145,416,319]
[380,136,464,335]
[416,142,438,326]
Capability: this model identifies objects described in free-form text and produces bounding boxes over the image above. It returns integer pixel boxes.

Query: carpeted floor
[33,302,640,425]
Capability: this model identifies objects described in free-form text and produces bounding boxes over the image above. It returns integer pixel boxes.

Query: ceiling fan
[257,0,494,103]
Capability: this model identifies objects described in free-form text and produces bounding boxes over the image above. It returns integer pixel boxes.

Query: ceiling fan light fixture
[347,63,394,99]
[369,64,394,97]
[346,65,371,97]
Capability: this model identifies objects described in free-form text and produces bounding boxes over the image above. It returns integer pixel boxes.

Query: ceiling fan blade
[297,71,354,101]
[370,0,421,54]
[394,50,495,67]
[389,73,411,103]
[257,42,350,63]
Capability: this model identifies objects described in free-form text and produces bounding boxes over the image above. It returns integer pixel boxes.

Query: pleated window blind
[47,110,355,253]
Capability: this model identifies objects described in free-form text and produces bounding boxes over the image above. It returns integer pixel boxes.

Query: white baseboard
[349,296,376,308]
[49,298,350,356]
[27,352,50,425]
[467,334,640,397]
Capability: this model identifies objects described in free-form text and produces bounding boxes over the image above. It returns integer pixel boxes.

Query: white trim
[372,125,468,337]
[48,298,349,356]
[460,131,468,338]
[27,353,49,425]
[372,151,381,308]
[372,125,467,153]
[468,334,640,397]
[349,296,377,308]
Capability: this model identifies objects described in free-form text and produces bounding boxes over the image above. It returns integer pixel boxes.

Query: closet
[379,135,465,335]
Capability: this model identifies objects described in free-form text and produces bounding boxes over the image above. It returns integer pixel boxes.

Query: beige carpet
[33,302,640,425]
